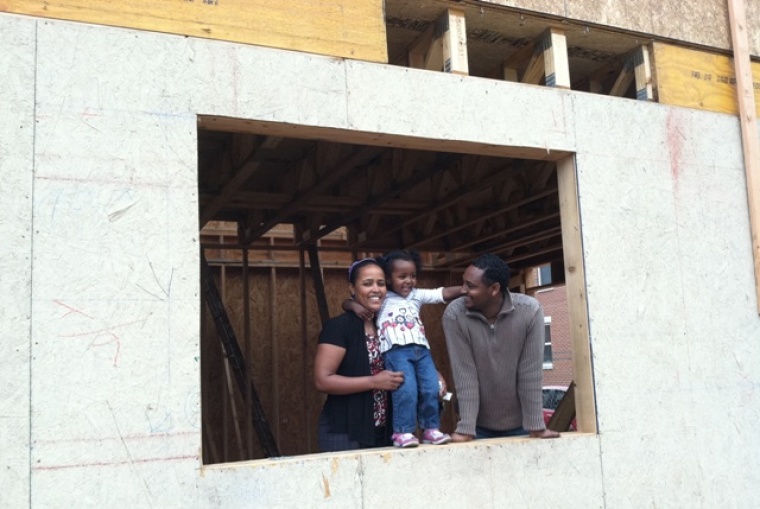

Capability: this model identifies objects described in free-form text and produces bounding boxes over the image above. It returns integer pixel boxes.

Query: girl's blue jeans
[382,344,441,433]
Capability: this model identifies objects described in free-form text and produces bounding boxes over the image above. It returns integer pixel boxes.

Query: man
[443,254,560,441]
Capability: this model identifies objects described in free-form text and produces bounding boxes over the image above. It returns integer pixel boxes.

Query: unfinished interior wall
[2,11,759,508]
[200,265,457,461]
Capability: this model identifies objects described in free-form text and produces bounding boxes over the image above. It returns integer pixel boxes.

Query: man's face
[461,265,499,311]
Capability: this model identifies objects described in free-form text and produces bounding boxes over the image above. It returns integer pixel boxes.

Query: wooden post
[542,28,570,88]
[242,247,254,458]
[307,245,331,326]
[298,246,311,452]
[269,237,280,442]
[557,156,597,433]
[408,8,468,75]
[220,262,229,461]
[727,0,760,313]
[632,45,654,100]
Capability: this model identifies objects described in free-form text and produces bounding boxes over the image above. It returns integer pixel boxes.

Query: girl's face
[350,264,387,313]
[388,259,417,298]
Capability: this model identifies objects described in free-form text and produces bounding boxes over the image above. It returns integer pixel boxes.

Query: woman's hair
[380,249,422,280]
[347,257,382,284]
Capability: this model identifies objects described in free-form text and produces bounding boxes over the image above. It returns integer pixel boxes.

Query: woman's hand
[371,370,404,391]
[437,371,447,397]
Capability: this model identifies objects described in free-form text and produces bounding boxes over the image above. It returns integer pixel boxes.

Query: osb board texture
[0,15,34,506]
[6,14,759,508]
[572,92,760,507]
[0,0,388,63]
[476,0,760,56]
[201,265,459,461]
[653,42,760,116]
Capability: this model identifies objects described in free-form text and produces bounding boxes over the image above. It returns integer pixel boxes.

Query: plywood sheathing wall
[0,0,388,63]
[201,263,459,461]
[654,42,760,116]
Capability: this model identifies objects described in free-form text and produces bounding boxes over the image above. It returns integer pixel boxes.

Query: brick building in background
[526,266,573,388]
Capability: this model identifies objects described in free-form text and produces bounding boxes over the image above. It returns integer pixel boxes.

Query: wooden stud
[298,248,311,452]
[441,8,468,75]
[222,352,246,460]
[242,247,254,458]
[541,28,570,89]
[307,245,330,326]
[632,45,654,100]
[501,42,535,83]
[608,60,634,97]
[727,0,760,313]
[557,156,597,434]
[521,48,545,85]
[408,21,441,70]
[408,8,468,75]
[269,239,280,442]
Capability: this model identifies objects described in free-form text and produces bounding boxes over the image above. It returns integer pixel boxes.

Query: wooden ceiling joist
[300,153,460,246]
[242,145,381,244]
[200,136,284,227]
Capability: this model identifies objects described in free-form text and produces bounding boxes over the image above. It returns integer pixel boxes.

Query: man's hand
[450,432,474,443]
[529,429,560,439]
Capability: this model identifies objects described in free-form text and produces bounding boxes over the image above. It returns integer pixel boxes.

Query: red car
[542,385,576,431]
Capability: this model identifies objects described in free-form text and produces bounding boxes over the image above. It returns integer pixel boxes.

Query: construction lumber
[652,42,760,116]
[547,382,576,432]
[632,45,655,101]
[408,8,468,75]
[557,156,597,434]
[541,28,570,89]
[1,0,387,63]
[520,28,569,88]
[727,0,760,313]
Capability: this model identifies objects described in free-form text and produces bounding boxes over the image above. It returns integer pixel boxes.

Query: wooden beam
[408,8,468,75]
[450,212,561,253]
[608,59,634,97]
[307,245,330,326]
[541,28,570,88]
[408,19,442,71]
[406,187,558,250]
[200,136,283,227]
[521,48,545,85]
[355,164,518,246]
[502,42,535,82]
[632,45,654,100]
[244,146,380,243]
[441,8,468,75]
[302,154,459,245]
[298,247,311,452]
[242,247,254,458]
[557,156,597,434]
[727,0,760,313]
[199,115,573,162]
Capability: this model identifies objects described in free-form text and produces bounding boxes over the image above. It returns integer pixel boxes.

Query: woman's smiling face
[350,264,387,313]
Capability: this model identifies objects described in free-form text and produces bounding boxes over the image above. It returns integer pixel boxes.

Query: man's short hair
[470,254,510,293]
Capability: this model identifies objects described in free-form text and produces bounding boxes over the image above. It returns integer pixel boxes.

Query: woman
[314,258,404,451]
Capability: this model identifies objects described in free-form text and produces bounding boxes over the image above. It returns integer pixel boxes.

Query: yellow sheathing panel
[0,0,388,63]
[653,42,760,116]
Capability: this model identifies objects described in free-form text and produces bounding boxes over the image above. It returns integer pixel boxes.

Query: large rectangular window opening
[197,118,594,464]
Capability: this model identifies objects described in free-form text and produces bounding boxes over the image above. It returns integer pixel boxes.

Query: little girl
[345,250,460,447]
